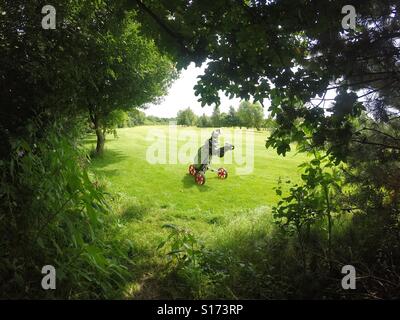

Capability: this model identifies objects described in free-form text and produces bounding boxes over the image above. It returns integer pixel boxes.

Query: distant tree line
[176,101,275,130]
[103,109,175,130]
[107,101,276,130]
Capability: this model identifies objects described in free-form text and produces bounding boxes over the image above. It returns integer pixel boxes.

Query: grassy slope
[87,126,308,298]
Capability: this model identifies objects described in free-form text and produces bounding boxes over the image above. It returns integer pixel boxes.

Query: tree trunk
[323,184,333,272]
[94,115,105,155]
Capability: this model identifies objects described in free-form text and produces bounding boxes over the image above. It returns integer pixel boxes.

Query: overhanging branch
[129,0,192,56]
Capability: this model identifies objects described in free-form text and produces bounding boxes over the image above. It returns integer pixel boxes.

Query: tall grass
[0,121,133,298]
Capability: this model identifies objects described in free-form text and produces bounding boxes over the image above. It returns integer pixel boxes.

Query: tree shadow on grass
[181,174,212,192]
[84,137,98,145]
[90,149,129,169]
[84,134,118,146]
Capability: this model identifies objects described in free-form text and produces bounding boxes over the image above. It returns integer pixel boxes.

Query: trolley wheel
[217,168,228,179]
[195,172,206,185]
[188,164,197,176]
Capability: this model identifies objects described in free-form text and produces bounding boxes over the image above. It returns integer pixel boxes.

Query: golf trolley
[188,163,228,185]
[187,129,233,186]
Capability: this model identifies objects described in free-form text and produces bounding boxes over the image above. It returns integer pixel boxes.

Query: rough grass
[86,126,308,298]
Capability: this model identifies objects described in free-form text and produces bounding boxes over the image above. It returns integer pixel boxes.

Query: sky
[144,62,342,119]
[144,62,270,118]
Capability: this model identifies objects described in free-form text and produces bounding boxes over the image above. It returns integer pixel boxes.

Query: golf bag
[188,129,234,185]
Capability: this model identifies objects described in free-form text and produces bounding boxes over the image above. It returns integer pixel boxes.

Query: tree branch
[130,0,192,55]
[351,139,400,150]
[356,127,400,142]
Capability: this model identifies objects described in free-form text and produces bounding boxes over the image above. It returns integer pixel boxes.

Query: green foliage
[0,122,131,298]
[157,224,218,298]
[273,151,342,267]
[2,0,400,300]
[177,108,197,126]
[133,0,398,161]
[128,109,147,127]
[158,224,205,268]
[197,113,211,128]
[103,110,130,137]
[84,9,177,153]
[210,106,221,128]
[0,0,102,156]
[195,102,264,129]
[224,106,240,127]
[0,0,177,156]
[87,14,177,116]
[145,115,174,125]
[273,182,323,235]
[263,116,277,130]
[237,101,264,130]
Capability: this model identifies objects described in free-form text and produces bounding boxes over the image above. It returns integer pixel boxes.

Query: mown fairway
[87,126,308,297]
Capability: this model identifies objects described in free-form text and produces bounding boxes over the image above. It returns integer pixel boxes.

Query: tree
[219,112,228,127]
[85,12,176,154]
[2,0,400,299]
[0,0,177,156]
[211,106,221,127]
[237,101,264,129]
[146,115,173,125]
[263,116,277,131]
[237,102,250,129]
[128,109,146,126]
[225,106,239,127]
[252,103,264,130]
[0,1,154,298]
[105,110,129,129]
[177,108,197,126]
[0,0,103,158]
[97,110,129,140]
[197,113,211,127]
[128,0,399,158]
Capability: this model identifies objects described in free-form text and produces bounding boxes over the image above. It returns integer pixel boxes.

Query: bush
[0,120,132,298]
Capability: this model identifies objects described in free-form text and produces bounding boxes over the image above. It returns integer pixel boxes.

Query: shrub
[0,120,132,298]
